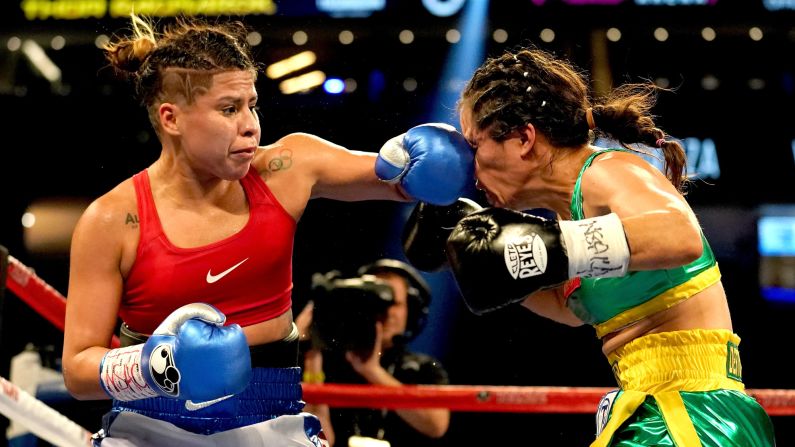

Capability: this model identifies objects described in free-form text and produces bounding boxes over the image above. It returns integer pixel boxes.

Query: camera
[310,271,395,358]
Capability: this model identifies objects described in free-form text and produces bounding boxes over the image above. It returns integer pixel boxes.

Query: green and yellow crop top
[565,149,721,338]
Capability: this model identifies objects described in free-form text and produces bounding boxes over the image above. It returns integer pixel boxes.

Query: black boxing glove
[401,198,482,272]
[446,208,630,315]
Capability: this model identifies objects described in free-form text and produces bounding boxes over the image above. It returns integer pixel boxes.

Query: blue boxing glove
[99,303,251,403]
[376,123,474,205]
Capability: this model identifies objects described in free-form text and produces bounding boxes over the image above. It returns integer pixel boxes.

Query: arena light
[403,77,418,92]
[279,70,326,94]
[338,30,354,45]
[94,34,109,49]
[266,50,316,80]
[323,77,345,94]
[7,37,22,51]
[701,74,720,91]
[492,28,508,43]
[246,31,262,46]
[317,0,386,17]
[344,78,357,93]
[606,27,622,42]
[764,0,795,10]
[22,198,88,255]
[292,31,309,46]
[445,29,461,44]
[653,27,669,42]
[398,30,414,44]
[21,39,61,83]
[791,140,795,167]
[423,0,465,16]
[540,28,556,43]
[429,0,488,124]
[50,36,65,50]
[749,78,766,90]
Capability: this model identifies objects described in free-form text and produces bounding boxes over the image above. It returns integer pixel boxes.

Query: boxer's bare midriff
[601,282,733,356]
[242,309,295,346]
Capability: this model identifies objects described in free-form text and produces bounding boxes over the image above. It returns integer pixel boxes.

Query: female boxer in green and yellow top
[405,47,776,446]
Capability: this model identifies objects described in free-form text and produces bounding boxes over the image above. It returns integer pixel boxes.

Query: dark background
[1,0,794,445]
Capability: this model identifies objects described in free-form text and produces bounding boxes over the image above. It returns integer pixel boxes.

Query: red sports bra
[121,167,296,334]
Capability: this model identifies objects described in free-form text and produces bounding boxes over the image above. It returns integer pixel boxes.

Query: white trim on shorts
[94,411,325,447]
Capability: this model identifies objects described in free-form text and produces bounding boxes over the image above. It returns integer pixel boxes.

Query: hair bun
[106,37,155,74]
[132,37,156,60]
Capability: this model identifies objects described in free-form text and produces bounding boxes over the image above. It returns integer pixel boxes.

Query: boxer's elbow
[658,220,703,268]
[678,229,704,265]
[62,367,87,400]
[427,420,449,439]
[627,210,704,270]
[62,357,105,400]
[62,369,86,400]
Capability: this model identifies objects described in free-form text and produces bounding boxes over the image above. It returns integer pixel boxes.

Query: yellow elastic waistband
[594,265,721,339]
[607,328,744,393]
[591,329,745,447]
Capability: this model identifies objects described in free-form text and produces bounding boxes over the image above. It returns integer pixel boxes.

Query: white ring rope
[0,376,92,447]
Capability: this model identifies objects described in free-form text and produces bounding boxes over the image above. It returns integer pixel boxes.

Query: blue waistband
[109,367,304,435]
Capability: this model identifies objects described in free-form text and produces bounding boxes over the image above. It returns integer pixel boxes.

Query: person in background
[405,47,776,446]
[61,13,472,446]
[299,259,450,447]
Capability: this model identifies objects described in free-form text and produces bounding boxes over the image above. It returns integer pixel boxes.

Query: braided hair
[459,47,687,192]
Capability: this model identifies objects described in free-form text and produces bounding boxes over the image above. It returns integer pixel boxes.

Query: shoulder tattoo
[267,149,293,174]
[125,212,139,228]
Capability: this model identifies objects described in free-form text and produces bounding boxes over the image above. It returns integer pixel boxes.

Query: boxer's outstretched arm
[259,124,474,205]
[256,132,405,203]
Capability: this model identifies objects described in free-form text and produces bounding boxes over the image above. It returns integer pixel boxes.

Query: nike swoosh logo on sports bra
[206,258,249,284]
[185,394,234,411]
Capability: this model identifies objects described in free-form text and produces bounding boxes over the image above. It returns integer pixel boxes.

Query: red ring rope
[5,255,121,348]
[303,383,795,416]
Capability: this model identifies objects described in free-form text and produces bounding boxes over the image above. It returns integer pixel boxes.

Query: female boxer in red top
[61,13,472,446]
